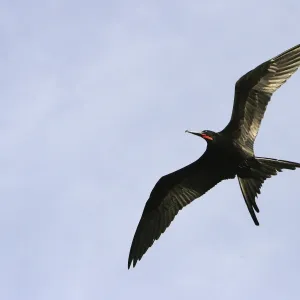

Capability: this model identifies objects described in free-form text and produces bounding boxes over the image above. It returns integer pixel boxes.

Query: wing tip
[127,259,132,270]
[127,261,133,270]
[273,43,300,61]
[128,254,138,269]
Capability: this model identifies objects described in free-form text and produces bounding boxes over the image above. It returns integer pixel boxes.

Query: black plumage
[128,44,300,269]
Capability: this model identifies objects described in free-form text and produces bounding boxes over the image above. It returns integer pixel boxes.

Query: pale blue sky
[1,0,300,299]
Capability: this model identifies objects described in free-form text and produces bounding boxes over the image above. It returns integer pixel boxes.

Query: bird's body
[128,44,300,269]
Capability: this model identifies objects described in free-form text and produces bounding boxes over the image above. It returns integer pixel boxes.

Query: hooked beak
[185,130,213,141]
[185,130,203,137]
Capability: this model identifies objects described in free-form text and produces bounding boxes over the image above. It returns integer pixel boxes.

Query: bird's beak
[185,130,213,141]
[185,130,203,137]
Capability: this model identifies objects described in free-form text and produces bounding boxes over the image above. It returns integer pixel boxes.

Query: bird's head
[185,129,217,143]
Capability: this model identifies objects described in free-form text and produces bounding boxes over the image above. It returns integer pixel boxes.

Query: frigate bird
[128,44,300,269]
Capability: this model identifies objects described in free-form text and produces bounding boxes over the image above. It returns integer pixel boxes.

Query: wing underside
[221,44,300,150]
[128,151,229,268]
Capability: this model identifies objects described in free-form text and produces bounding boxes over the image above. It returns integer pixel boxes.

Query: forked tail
[238,157,300,226]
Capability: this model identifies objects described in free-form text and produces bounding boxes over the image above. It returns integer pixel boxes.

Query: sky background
[1,0,300,299]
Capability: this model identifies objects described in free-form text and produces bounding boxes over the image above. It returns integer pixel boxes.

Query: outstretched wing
[221,44,300,151]
[128,150,230,269]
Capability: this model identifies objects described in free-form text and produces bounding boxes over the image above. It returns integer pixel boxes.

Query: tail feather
[256,157,300,171]
[238,177,261,225]
[238,157,300,226]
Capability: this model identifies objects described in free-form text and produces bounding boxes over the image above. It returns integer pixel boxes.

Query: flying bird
[128,44,300,269]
